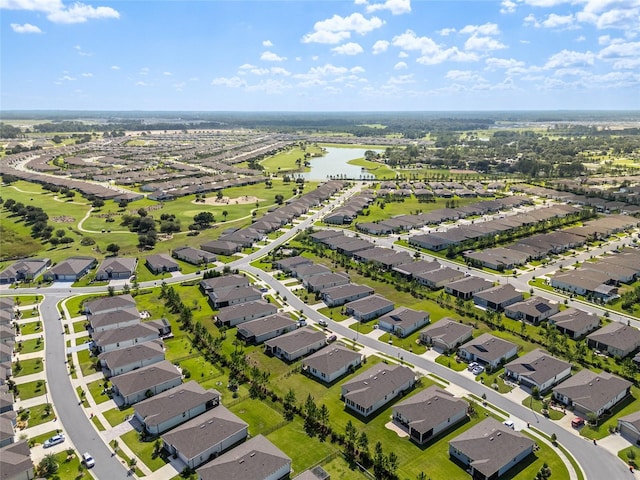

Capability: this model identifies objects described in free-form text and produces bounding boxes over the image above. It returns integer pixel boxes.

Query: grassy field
[88,378,111,405]
[24,402,55,428]
[121,429,168,471]
[16,337,44,354]
[16,379,47,400]
[347,157,395,179]
[13,357,44,377]
[19,320,43,335]
[29,429,60,447]
[104,406,134,428]
[260,144,324,173]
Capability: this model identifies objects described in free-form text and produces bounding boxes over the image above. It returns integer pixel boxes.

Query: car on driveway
[82,452,95,468]
[503,420,515,429]
[43,434,65,448]
[467,362,478,371]
[471,365,485,375]
[571,417,585,428]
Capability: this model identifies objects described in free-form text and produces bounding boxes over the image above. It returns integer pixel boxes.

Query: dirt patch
[196,195,264,206]
[52,216,75,223]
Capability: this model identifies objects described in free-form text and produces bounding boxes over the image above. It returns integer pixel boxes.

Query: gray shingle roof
[393,386,468,435]
[98,340,164,370]
[587,322,640,353]
[302,344,362,378]
[553,369,632,414]
[342,364,415,410]
[505,349,571,386]
[111,360,181,398]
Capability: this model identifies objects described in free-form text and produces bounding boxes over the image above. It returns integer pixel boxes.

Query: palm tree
[222,210,228,221]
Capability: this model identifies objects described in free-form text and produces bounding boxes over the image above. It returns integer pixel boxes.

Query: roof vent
[496,432,502,436]
[250,452,256,457]
[489,437,494,441]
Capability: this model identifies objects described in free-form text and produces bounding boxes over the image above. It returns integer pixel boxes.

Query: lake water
[298,147,383,181]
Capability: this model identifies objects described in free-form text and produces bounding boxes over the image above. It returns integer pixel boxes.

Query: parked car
[297,319,307,327]
[82,452,95,468]
[467,362,479,372]
[327,334,337,343]
[471,365,485,376]
[318,319,328,327]
[503,420,515,429]
[571,417,585,428]
[43,434,65,448]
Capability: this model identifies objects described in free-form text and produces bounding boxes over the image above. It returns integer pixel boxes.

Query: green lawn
[580,387,640,440]
[76,349,99,377]
[16,337,44,354]
[13,357,44,377]
[104,406,135,427]
[18,308,40,319]
[260,145,323,173]
[92,415,106,431]
[24,403,55,428]
[40,451,84,480]
[76,386,90,408]
[618,445,640,469]
[19,320,42,335]
[435,354,467,371]
[88,379,111,405]
[317,306,350,321]
[521,396,566,421]
[378,332,428,355]
[16,380,47,400]
[73,320,88,333]
[110,440,146,477]
[229,397,285,437]
[121,429,168,471]
[476,368,514,394]
[318,455,371,479]
[29,429,60,447]
[347,157,395,179]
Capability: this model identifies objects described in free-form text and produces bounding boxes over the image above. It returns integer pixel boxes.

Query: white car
[467,362,479,372]
[82,452,95,468]
[472,365,485,375]
[43,434,65,448]
[503,420,515,429]
[318,319,328,327]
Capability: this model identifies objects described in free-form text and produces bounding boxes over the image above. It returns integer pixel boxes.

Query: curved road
[13,183,633,480]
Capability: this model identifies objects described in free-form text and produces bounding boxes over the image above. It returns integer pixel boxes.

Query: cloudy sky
[1,0,639,111]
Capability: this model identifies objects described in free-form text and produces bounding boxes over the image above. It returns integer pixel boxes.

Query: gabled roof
[344,295,394,316]
[553,369,632,414]
[473,284,522,305]
[111,360,181,397]
[378,307,429,329]
[446,276,493,294]
[48,256,95,275]
[92,322,159,347]
[161,405,248,460]
[394,386,468,435]
[237,314,296,338]
[85,294,136,315]
[0,440,33,480]
[197,434,290,480]
[145,254,179,269]
[505,349,571,386]
[265,327,326,355]
[320,283,374,299]
[200,274,248,292]
[217,301,277,323]
[89,307,140,330]
[342,364,415,410]
[505,296,556,318]
[419,318,474,346]
[549,308,599,333]
[134,381,220,428]
[96,257,137,276]
[98,340,164,369]
[586,322,640,353]
[449,418,534,479]
[460,333,518,363]
[302,344,362,378]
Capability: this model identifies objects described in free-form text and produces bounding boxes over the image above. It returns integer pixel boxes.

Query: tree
[138,208,148,217]
[38,454,58,476]
[107,286,115,297]
[275,194,284,205]
[345,420,357,453]
[222,210,228,221]
[106,243,120,255]
[193,211,215,227]
[92,198,105,208]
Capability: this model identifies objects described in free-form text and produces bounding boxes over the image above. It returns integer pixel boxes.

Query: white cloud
[465,35,507,51]
[239,63,257,70]
[394,61,408,70]
[445,70,484,82]
[545,49,595,69]
[211,76,247,88]
[2,0,120,23]
[388,74,414,84]
[110,65,120,70]
[163,71,172,76]
[262,40,273,47]
[372,40,389,54]
[10,22,42,33]
[81,72,92,77]
[392,30,440,55]
[524,14,541,28]
[576,35,586,41]
[351,66,366,74]
[460,23,500,36]
[393,30,479,65]
[59,74,75,81]
[541,13,576,28]
[365,0,411,15]
[398,51,408,58]
[302,13,384,44]
[418,47,478,65]
[599,41,640,63]
[139,67,150,75]
[332,42,364,55]
[135,81,152,87]
[74,45,92,56]
[500,0,517,14]
[438,28,456,36]
[261,51,287,62]
[485,57,525,70]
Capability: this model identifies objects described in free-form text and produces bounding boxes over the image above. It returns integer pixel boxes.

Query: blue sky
[1,0,639,111]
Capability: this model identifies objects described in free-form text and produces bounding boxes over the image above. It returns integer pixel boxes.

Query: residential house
[291,264,331,281]
[134,381,220,435]
[504,297,559,325]
[445,277,493,300]
[309,229,345,243]
[473,284,523,312]
[344,295,394,322]
[587,322,640,358]
[0,326,16,346]
[553,369,632,417]
[237,314,297,344]
[200,240,241,256]
[110,360,182,405]
[0,258,50,284]
[341,364,416,417]
[98,340,165,377]
[43,256,96,282]
[414,267,465,290]
[199,274,248,295]
[196,434,291,480]
[305,273,350,292]
[464,248,529,271]
[92,323,161,353]
[264,327,327,362]
[393,386,468,444]
[377,307,430,338]
[548,308,600,339]
[88,307,140,333]
[207,286,262,309]
[458,333,519,369]
[392,260,440,279]
[320,283,373,307]
[419,319,474,353]
[273,256,313,272]
[145,254,180,274]
[504,349,572,393]
[95,257,137,281]
[551,270,618,302]
[0,415,14,448]
[84,294,136,315]
[216,301,277,327]
[172,246,216,265]
[0,343,13,364]
[162,405,248,470]
[301,345,363,384]
[0,440,34,480]
[617,411,640,444]
[448,417,535,480]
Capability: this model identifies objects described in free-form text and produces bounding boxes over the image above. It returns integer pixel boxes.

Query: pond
[298,147,383,181]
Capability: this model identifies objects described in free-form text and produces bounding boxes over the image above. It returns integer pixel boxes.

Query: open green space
[16,379,47,400]
[121,429,168,471]
[88,378,111,405]
[76,349,99,377]
[260,145,322,173]
[229,397,285,436]
[92,415,106,431]
[16,337,44,354]
[435,354,467,371]
[73,320,88,333]
[317,306,350,321]
[20,320,43,335]
[13,357,43,377]
[347,157,395,179]
[23,402,55,428]
[38,450,84,480]
[104,406,135,427]
[110,440,146,477]
[521,395,566,421]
